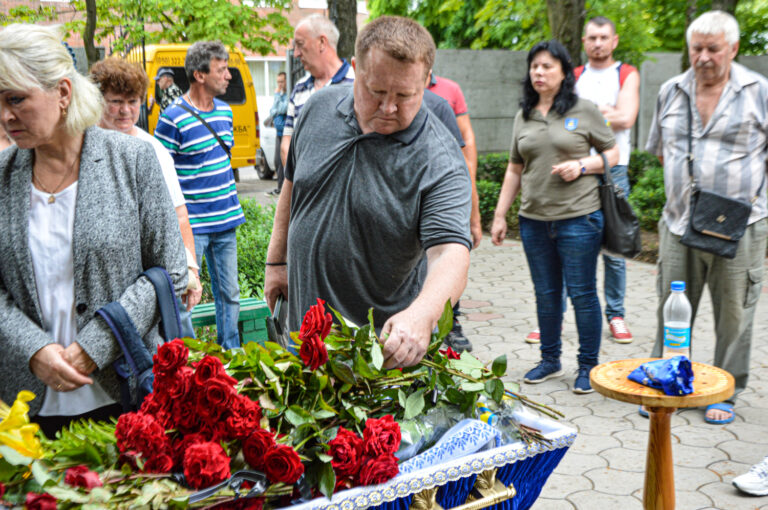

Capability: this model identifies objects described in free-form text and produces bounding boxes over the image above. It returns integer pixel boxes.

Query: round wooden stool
[590,358,734,510]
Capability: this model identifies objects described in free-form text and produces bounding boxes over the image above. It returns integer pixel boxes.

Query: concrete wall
[433,48,768,155]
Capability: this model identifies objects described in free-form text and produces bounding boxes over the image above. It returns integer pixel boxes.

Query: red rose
[212,498,264,510]
[196,377,237,422]
[144,452,175,473]
[439,347,462,360]
[153,338,189,378]
[183,442,231,490]
[355,454,399,486]
[328,427,363,478]
[140,392,174,430]
[64,465,103,489]
[193,355,236,387]
[166,365,194,401]
[362,415,401,457]
[263,444,304,484]
[242,428,276,470]
[115,412,170,458]
[299,334,328,371]
[299,298,332,341]
[224,396,262,440]
[172,433,208,469]
[173,394,201,433]
[0,482,4,498]
[335,476,353,493]
[25,493,57,510]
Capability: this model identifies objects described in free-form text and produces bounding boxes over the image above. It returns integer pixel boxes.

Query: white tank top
[575,62,631,166]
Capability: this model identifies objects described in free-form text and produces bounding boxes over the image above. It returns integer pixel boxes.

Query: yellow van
[125,44,261,171]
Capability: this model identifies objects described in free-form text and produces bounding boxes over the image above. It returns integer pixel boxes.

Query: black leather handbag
[598,152,642,258]
[679,97,763,259]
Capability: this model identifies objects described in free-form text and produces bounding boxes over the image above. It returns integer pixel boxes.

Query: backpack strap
[574,65,585,82]
[617,62,638,87]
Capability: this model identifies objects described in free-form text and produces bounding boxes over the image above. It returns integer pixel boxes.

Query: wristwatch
[579,160,587,174]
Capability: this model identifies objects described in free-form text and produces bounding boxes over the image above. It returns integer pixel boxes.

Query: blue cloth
[603,164,630,320]
[628,356,694,396]
[520,211,604,367]
[270,92,289,137]
[194,228,241,349]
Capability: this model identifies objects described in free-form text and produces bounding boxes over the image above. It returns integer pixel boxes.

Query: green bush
[477,152,509,183]
[629,164,665,231]
[476,179,520,233]
[200,199,275,302]
[628,149,660,188]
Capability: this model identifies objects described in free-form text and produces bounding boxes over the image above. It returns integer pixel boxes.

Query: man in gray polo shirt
[265,16,472,369]
[645,10,768,424]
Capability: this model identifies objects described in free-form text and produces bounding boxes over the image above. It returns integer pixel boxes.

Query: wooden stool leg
[644,407,676,510]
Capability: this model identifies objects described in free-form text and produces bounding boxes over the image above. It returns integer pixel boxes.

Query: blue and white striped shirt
[283,59,355,138]
[155,97,245,234]
[646,62,768,235]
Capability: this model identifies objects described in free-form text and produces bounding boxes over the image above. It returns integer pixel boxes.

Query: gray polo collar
[335,91,429,145]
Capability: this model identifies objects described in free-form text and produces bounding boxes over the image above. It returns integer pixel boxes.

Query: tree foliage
[2,0,292,61]
[369,0,767,67]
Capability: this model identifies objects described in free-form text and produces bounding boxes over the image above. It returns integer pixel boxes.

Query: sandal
[704,402,735,424]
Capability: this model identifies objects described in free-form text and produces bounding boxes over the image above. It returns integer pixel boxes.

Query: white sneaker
[733,456,768,496]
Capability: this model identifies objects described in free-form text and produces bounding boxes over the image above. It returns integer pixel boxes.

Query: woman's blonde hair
[0,24,103,134]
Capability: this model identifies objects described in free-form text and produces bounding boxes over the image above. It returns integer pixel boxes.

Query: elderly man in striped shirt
[645,10,768,425]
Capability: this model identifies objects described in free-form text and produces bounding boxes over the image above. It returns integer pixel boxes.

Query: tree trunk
[546,0,586,66]
[711,0,738,13]
[84,0,99,68]
[328,0,357,62]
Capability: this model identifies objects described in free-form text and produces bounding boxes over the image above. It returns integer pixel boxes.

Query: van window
[155,66,245,106]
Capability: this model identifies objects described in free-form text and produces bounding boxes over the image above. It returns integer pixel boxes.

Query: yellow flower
[0,391,44,459]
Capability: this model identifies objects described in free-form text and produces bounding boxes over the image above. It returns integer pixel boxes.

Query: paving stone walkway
[461,237,768,510]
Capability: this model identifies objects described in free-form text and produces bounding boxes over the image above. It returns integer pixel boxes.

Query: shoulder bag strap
[178,102,232,159]
[142,267,182,341]
[685,92,695,187]
[98,302,153,378]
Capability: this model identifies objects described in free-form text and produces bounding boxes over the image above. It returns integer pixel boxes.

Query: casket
[288,412,576,510]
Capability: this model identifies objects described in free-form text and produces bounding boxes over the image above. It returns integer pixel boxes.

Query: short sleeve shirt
[284,85,471,331]
[510,98,615,220]
[428,75,468,116]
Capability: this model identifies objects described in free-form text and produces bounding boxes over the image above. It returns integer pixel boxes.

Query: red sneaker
[609,317,633,343]
[525,328,540,344]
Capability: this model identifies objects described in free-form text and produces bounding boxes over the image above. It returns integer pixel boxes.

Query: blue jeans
[520,211,604,367]
[603,165,630,320]
[194,228,241,350]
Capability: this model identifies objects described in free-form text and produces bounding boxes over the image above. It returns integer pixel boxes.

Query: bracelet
[265,262,287,266]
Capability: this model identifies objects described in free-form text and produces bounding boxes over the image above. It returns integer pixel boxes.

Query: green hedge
[629,164,665,231]
[200,199,275,301]
[628,149,660,189]
[477,153,508,183]
[476,179,520,233]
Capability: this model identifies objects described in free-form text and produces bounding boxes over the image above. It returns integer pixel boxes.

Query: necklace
[32,155,79,204]
[185,93,210,111]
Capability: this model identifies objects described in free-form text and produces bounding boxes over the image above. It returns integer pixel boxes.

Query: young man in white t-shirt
[524,16,640,345]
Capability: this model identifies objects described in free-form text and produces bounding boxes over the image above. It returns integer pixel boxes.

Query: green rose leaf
[398,389,407,410]
[460,380,485,392]
[317,453,333,463]
[355,325,371,350]
[436,300,454,340]
[444,387,467,406]
[312,409,336,420]
[318,460,336,499]
[485,379,505,402]
[354,351,377,379]
[371,339,384,371]
[30,461,53,487]
[404,389,425,420]
[350,406,368,423]
[328,305,352,337]
[492,355,507,377]
[0,445,32,466]
[285,405,315,427]
[330,360,356,386]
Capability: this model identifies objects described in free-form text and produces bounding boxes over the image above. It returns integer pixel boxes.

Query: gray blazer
[0,126,187,416]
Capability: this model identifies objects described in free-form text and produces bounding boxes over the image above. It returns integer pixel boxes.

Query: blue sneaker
[524,359,563,383]
[573,366,594,394]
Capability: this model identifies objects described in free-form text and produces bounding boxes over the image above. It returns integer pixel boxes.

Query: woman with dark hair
[491,40,619,394]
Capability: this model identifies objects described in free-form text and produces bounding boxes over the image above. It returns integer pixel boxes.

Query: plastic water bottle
[662,281,692,359]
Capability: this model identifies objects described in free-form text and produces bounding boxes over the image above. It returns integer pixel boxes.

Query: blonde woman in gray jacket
[0,24,187,436]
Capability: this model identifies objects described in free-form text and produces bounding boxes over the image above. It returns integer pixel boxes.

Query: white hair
[0,24,103,134]
[686,10,740,46]
[297,14,340,52]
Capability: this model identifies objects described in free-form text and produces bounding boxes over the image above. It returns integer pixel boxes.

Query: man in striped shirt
[279,14,355,167]
[155,41,245,350]
[645,10,768,424]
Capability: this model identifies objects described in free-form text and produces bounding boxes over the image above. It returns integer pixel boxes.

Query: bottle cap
[671,281,685,292]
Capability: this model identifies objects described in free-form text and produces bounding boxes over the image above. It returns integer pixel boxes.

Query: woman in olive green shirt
[491,40,619,394]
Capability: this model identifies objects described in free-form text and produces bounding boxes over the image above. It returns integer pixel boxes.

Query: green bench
[190,297,271,345]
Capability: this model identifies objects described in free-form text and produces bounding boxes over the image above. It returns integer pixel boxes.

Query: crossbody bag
[679,94,765,259]
[178,102,232,159]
